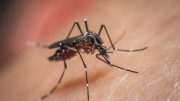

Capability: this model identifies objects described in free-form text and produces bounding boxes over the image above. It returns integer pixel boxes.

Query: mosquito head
[98,45,110,58]
[99,46,107,54]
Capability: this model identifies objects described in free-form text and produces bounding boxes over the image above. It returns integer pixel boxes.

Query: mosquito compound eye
[99,46,107,53]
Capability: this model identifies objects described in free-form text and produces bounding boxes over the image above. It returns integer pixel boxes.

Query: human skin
[0,0,180,101]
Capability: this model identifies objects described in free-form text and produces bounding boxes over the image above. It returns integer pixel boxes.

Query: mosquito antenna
[84,18,89,32]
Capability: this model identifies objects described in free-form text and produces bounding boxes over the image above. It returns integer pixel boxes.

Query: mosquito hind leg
[26,41,48,48]
[39,55,67,100]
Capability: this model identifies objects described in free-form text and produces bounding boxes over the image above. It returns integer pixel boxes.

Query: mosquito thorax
[83,31,103,45]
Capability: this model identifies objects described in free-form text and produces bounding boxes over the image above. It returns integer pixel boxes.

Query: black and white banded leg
[96,53,138,73]
[77,49,90,101]
[39,55,67,100]
[98,24,116,50]
[104,29,148,52]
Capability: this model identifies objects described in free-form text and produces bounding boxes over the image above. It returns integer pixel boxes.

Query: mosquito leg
[116,46,148,52]
[105,30,148,52]
[40,55,67,100]
[98,24,115,50]
[84,19,89,32]
[96,53,138,73]
[107,30,126,50]
[91,43,95,54]
[77,49,90,101]
[66,20,83,39]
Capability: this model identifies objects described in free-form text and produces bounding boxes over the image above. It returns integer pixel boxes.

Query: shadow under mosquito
[54,67,110,94]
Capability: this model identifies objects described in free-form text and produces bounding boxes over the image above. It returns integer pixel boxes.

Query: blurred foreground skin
[0,0,180,101]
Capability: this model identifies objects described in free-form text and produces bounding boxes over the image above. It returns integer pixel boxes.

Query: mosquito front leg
[104,29,148,52]
[96,53,139,73]
[117,46,148,52]
[98,24,115,50]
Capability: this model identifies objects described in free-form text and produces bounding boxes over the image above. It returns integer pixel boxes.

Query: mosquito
[30,19,147,101]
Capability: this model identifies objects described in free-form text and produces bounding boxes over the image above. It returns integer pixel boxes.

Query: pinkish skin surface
[0,0,180,101]
[0,0,93,66]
